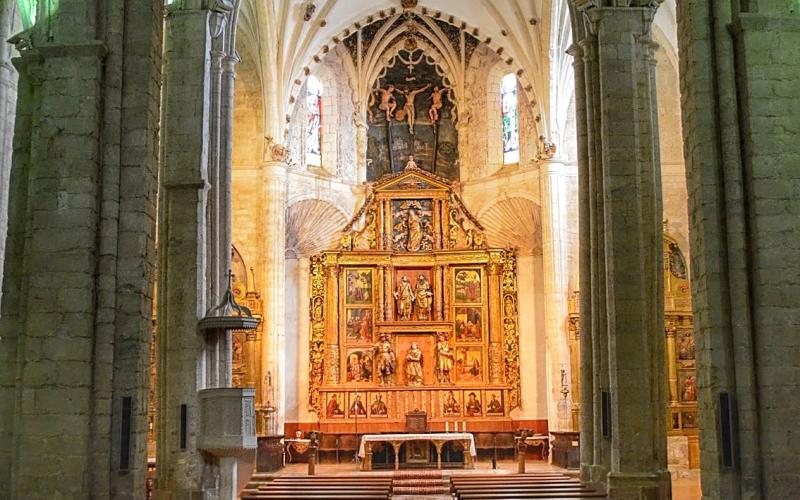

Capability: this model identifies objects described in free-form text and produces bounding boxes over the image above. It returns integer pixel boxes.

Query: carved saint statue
[400,83,431,133]
[394,275,416,320]
[435,332,455,384]
[373,333,396,385]
[414,275,433,321]
[405,342,424,386]
[682,375,697,401]
[406,208,424,252]
[428,85,446,124]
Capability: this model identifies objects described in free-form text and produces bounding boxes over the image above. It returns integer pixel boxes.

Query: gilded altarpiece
[309,166,521,432]
[567,230,698,468]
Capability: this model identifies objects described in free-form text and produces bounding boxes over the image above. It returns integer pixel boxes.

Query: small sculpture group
[370,83,450,132]
[393,274,433,321]
[371,331,455,386]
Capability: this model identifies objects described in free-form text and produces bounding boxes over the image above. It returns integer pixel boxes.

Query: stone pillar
[296,256,313,423]
[0,0,18,307]
[156,3,239,497]
[572,4,668,498]
[260,160,287,435]
[539,160,578,432]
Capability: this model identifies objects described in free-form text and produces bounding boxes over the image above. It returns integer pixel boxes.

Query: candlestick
[445,421,449,432]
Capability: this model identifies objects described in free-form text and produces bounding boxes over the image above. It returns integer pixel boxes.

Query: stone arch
[478,197,542,256]
[285,199,349,258]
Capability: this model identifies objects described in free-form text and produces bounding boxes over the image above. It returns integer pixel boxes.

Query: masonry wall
[677,2,800,498]
[0,1,162,497]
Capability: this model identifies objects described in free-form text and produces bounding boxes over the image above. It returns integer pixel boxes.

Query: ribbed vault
[479,197,542,256]
[285,199,348,258]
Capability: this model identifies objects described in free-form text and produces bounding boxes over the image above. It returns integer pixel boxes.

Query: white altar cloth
[357,432,477,458]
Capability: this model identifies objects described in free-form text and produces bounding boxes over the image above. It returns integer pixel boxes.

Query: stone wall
[0,1,162,498]
[678,1,800,497]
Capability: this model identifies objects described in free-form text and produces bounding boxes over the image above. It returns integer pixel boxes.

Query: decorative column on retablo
[539,160,577,432]
[260,154,287,435]
[487,257,504,384]
[572,2,668,498]
[323,258,340,384]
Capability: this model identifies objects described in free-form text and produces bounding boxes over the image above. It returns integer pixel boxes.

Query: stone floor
[273,460,702,499]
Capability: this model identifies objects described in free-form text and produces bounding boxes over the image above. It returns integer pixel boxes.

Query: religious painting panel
[348,393,368,418]
[442,389,462,416]
[345,307,374,343]
[464,391,483,417]
[454,307,483,342]
[454,268,482,304]
[677,330,695,361]
[325,392,346,418]
[393,268,434,321]
[345,348,374,383]
[345,268,374,305]
[368,391,389,418]
[485,390,504,416]
[678,371,697,402]
[455,346,483,383]
[391,200,434,253]
[681,411,698,428]
[395,333,435,386]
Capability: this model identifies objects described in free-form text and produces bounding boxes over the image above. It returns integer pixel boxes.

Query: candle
[463,421,467,432]
[445,421,449,432]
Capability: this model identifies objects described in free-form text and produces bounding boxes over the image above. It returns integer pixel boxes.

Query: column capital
[261,161,288,179]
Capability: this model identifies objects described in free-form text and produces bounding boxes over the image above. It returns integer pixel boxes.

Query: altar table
[358,433,476,471]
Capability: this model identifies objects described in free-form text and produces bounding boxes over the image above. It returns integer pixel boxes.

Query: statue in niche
[414,275,433,320]
[669,242,688,279]
[373,333,396,385]
[405,342,424,386]
[448,209,461,248]
[399,83,431,133]
[232,336,244,365]
[428,86,446,125]
[372,84,397,121]
[435,332,455,384]
[394,275,416,321]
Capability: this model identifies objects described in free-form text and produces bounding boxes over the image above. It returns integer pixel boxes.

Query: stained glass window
[501,73,519,165]
[17,0,38,28]
[306,75,323,167]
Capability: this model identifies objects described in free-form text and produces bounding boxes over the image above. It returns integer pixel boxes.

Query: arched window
[501,73,519,165]
[306,75,323,167]
[18,0,38,28]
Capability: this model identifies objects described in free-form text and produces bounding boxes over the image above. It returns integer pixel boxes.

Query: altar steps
[392,470,450,496]
[451,472,607,499]
[241,474,392,499]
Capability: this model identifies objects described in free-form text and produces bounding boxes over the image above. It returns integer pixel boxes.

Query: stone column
[572,4,668,498]
[260,160,287,435]
[539,160,578,432]
[0,1,18,307]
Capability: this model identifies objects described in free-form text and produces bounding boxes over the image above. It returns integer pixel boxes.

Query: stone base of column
[587,464,609,493]
[607,470,671,500]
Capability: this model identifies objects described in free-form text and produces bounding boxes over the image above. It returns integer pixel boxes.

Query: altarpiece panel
[309,165,521,432]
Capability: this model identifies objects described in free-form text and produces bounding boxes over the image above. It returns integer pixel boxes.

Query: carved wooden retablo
[309,165,521,431]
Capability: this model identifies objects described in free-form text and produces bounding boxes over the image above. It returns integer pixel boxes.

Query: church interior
[0,0,797,499]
